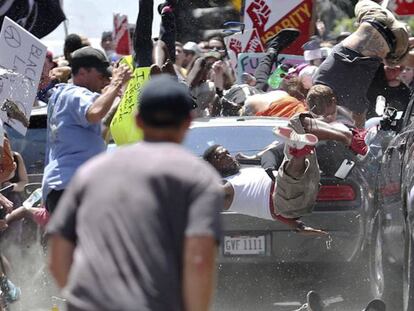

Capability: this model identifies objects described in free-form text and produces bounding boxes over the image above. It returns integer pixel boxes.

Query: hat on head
[71,46,112,78]
[183,41,201,55]
[46,50,58,68]
[302,39,322,61]
[139,75,196,127]
[101,31,113,42]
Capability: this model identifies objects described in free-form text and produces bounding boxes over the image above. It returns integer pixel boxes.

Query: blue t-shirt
[42,84,105,200]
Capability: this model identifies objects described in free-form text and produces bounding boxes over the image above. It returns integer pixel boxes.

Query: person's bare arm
[223,182,234,210]
[5,206,30,225]
[342,22,389,59]
[183,236,217,311]
[101,97,121,142]
[10,153,28,192]
[301,116,353,145]
[86,64,131,124]
[48,235,75,288]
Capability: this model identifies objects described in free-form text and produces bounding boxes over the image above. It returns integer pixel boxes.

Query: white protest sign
[0,17,46,135]
[237,52,304,82]
[224,29,264,70]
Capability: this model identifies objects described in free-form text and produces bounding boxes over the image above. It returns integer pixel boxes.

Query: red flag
[113,14,131,56]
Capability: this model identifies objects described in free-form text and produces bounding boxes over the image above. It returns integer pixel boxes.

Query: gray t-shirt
[47,142,223,311]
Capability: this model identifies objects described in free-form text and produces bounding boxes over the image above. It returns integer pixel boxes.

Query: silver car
[184,116,377,265]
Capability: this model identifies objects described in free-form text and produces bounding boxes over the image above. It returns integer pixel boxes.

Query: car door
[378,97,414,265]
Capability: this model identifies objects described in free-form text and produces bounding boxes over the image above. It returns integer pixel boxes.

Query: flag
[113,13,131,56]
[0,0,66,38]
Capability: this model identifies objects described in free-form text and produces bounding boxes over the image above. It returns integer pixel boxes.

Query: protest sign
[243,0,314,55]
[0,17,46,136]
[110,56,150,145]
[237,52,304,82]
[114,13,132,56]
[224,29,264,70]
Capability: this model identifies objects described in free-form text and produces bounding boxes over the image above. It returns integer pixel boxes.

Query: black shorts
[314,44,381,113]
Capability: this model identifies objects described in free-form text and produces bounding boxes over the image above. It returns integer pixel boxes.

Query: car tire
[369,212,403,309]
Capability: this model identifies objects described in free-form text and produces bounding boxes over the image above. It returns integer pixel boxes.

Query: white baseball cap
[183,41,201,55]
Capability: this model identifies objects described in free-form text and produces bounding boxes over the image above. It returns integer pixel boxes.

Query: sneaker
[363,299,386,311]
[266,28,301,54]
[307,291,324,311]
[273,126,318,157]
[350,128,369,158]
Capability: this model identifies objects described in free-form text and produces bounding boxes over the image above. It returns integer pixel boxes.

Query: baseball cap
[71,46,112,78]
[139,75,197,127]
[183,41,202,55]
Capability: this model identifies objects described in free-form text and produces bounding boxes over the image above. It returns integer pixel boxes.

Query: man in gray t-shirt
[47,75,223,311]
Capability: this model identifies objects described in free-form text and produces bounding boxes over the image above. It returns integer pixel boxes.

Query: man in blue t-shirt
[42,47,131,214]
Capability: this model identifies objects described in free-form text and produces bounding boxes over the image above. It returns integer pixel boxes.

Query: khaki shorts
[272,114,320,218]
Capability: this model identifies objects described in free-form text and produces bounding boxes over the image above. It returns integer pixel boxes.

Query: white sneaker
[273,126,318,150]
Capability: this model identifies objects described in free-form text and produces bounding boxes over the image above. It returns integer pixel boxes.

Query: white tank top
[225,167,273,220]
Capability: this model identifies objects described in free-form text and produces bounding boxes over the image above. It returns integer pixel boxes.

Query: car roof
[190,116,289,128]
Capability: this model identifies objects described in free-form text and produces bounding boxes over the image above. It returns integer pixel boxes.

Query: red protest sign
[244,0,314,55]
[113,14,131,56]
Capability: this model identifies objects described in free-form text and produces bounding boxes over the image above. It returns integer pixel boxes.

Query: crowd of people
[0,0,411,309]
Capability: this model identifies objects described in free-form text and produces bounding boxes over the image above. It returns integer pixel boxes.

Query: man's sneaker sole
[266,28,301,52]
[273,126,318,150]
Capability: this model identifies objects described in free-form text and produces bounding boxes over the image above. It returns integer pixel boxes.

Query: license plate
[223,235,266,255]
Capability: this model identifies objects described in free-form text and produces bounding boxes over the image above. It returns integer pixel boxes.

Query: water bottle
[23,188,42,208]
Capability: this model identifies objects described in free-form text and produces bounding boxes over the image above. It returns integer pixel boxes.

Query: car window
[184,125,280,156]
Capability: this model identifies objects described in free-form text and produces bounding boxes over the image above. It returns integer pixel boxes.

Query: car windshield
[184,125,279,156]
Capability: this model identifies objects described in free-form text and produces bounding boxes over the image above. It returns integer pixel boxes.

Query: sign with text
[224,29,265,70]
[110,60,150,145]
[243,0,314,55]
[114,13,132,56]
[0,17,46,135]
[237,52,304,83]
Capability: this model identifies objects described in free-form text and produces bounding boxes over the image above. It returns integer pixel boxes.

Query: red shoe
[273,126,318,158]
[350,128,369,158]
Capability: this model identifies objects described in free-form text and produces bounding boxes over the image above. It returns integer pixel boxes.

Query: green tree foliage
[333,17,357,35]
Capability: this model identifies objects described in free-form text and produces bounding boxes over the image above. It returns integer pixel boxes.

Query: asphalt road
[212,263,378,311]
